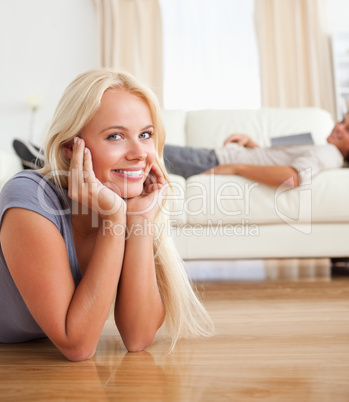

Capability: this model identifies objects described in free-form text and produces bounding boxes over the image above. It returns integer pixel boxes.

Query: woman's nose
[125,143,147,161]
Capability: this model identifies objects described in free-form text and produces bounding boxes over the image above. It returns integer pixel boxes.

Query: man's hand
[223,134,259,148]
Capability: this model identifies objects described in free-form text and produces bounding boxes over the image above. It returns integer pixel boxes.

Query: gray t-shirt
[0,170,82,343]
[215,143,344,184]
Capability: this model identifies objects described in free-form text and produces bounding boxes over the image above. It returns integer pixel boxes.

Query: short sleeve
[291,144,344,185]
[0,171,70,231]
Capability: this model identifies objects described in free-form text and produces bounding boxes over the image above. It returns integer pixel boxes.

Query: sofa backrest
[162,107,335,149]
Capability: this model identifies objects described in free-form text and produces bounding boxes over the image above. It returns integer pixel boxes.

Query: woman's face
[81,88,156,199]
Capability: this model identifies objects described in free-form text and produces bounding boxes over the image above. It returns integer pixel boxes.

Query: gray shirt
[215,143,344,184]
[0,171,81,343]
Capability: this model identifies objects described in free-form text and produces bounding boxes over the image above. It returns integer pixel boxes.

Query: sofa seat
[169,169,349,226]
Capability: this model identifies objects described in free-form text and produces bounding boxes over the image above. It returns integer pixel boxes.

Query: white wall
[0,0,98,153]
[326,0,349,33]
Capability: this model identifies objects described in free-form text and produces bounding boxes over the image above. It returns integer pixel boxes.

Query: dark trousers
[163,144,219,179]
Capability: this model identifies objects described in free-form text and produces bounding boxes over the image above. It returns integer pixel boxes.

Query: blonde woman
[0,69,214,361]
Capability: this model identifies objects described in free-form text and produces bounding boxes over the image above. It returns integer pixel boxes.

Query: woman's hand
[223,134,259,148]
[126,162,167,222]
[68,137,126,221]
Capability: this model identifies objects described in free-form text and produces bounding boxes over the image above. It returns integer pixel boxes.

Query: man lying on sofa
[163,113,349,188]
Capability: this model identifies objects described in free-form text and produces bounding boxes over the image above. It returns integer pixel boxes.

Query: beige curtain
[255,0,335,117]
[94,0,163,105]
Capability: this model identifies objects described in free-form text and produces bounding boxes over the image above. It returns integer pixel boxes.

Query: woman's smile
[112,167,145,180]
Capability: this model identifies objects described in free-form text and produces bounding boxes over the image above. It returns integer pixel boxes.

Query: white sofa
[0,150,22,191]
[1,107,349,260]
[161,107,349,260]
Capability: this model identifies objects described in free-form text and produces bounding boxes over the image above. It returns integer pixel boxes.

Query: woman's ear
[63,140,74,159]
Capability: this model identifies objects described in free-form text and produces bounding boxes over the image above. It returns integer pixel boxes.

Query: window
[160,0,260,110]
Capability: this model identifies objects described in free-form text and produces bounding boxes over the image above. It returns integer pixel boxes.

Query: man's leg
[163,144,219,179]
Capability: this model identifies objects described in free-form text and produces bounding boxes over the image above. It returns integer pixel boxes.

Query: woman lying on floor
[0,69,214,361]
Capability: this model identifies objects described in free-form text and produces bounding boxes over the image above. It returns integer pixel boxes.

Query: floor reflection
[185,258,331,281]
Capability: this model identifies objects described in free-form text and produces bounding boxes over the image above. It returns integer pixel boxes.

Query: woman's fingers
[69,137,96,185]
[70,137,84,169]
[82,147,97,183]
[69,137,98,201]
[68,137,85,199]
[152,163,166,185]
[145,163,166,190]
[145,183,164,194]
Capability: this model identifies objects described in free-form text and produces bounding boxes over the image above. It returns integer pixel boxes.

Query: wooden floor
[1,260,349,401]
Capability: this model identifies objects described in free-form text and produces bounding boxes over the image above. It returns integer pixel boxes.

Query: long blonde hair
[40,69,214,350]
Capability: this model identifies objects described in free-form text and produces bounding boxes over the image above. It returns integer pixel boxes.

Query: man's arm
[204,164,299,188]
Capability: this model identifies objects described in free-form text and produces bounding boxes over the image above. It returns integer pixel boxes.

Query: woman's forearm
[63,222,126,360]
[114,217,165,352]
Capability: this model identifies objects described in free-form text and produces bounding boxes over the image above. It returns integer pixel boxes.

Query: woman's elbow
[59,343,97,362]
[123,332,157,353]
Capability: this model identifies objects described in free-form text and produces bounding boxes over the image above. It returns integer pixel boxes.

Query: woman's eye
[140,131,153,139]
[107,133,122,140]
